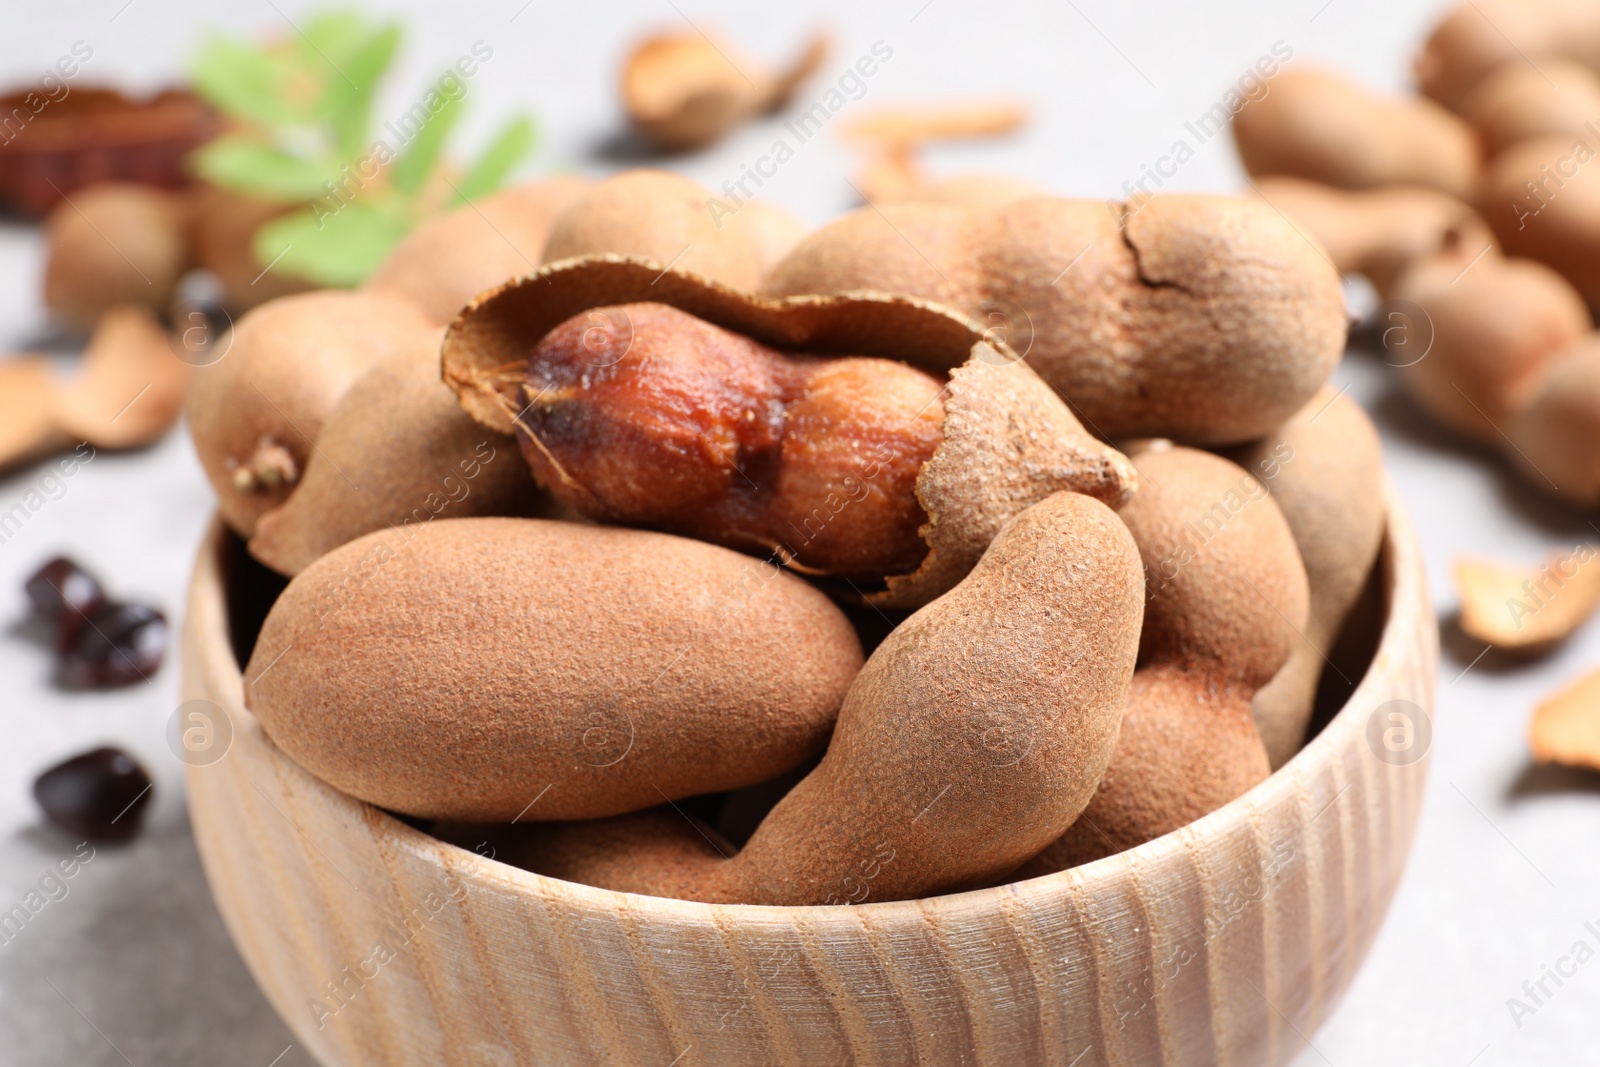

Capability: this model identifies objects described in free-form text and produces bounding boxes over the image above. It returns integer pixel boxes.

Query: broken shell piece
[622,30,828,151]
[1530,669,1600,772]
[1455,551,1600,653]
[841,101,1029,146]
[53,306,190,450]
[0,358,69,471]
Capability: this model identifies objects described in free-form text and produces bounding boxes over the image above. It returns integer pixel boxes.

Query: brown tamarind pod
[363,176,591,326]
[247,331,559,577]
[1252,176,1495,297]
[1016,444,1305,873]
[444,255,1137,609]
[540,170,768,291]
[1416,1,1600,111]
[1480,132,1600,308]
[1388,249,1591,444]
[1226,387,1386,768]
[761,193,1345,446]
[245,517,864,822]
[1231,67,1480,200]
[1507,335,1600,506]
[42,183,189,331]
[498,489,1145,904]
[186,290,442,538]
[1461,59,1600,159]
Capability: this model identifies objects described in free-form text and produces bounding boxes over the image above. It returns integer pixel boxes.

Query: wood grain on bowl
[181,481,1434,1067]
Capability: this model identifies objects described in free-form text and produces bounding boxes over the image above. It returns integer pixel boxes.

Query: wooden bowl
[182,482,1435,1067]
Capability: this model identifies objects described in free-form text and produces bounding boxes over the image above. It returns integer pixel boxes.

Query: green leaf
[252,199,415,288]
[316,23,401,158]
[190,136,333,200]
[453,116,537,204]
[190,36,297,127]
[389,87,464,196]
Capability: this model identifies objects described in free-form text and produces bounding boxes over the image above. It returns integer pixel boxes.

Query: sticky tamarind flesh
[518,302,944,579]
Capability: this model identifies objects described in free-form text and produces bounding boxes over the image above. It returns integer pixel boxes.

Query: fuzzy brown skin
[1416,1,1600,111]
[1461,59,1600,159]
[1227,387,1386,768]
[517,302,943,579]
[363,177,592,325]
[1480,134,1600,308]
[42,183,188,330]
[247,333,556,576]
[1252,177,1494,298]
[513,491,1144,904]
[1389,251,1591,444]
[1508,336,1600,507]
[541,171,766,290]
[762,193,1344,446]
[246,517,864,822]
[187,290,441,538]
[719,200,809,277]
[1018,445,1306,874]
[1231,68,1480,200]
[886,174,1051,208]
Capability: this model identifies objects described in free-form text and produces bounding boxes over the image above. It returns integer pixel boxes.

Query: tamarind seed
[33,747,153,842]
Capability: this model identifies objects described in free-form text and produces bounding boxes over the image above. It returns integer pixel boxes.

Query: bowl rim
[201,475,1425,922]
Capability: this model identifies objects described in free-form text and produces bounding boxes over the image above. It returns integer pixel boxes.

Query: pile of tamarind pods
[194,166,1383,907]
[1231,0,1600,508]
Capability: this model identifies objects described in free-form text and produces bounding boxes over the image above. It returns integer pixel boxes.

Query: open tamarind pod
[499,490,1145,904]
[1015,445,1304,874]
[1231,67,1479,199]
[1226,387,1386,768]
[362,176,591,326]
[1416,0,1600,111]
[1252,177,1495,297]
[246,517,864,822]
[1480,133,1600,307]
[247,330,559,577]
[444,255,1136,608]
[541,170,770,291]
[1507,335,1600,506]
[1460,59,1600,158]
[1388,248,1591,443]
[880,173,1051,208]
[186,290,441,538]
[761,193,1345,445]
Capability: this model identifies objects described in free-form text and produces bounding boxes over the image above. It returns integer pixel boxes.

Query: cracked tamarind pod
[246,517,865,822]
[186,291,443,538]
[760,192,1345,445]
[485,490,1145,905]
[1014,444,1308,874]
[443,257,1138,609]
[510,300,1136,603]
[518,302,940,579]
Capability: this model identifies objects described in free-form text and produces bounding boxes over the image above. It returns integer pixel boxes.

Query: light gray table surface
[2,1,1597,1064]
